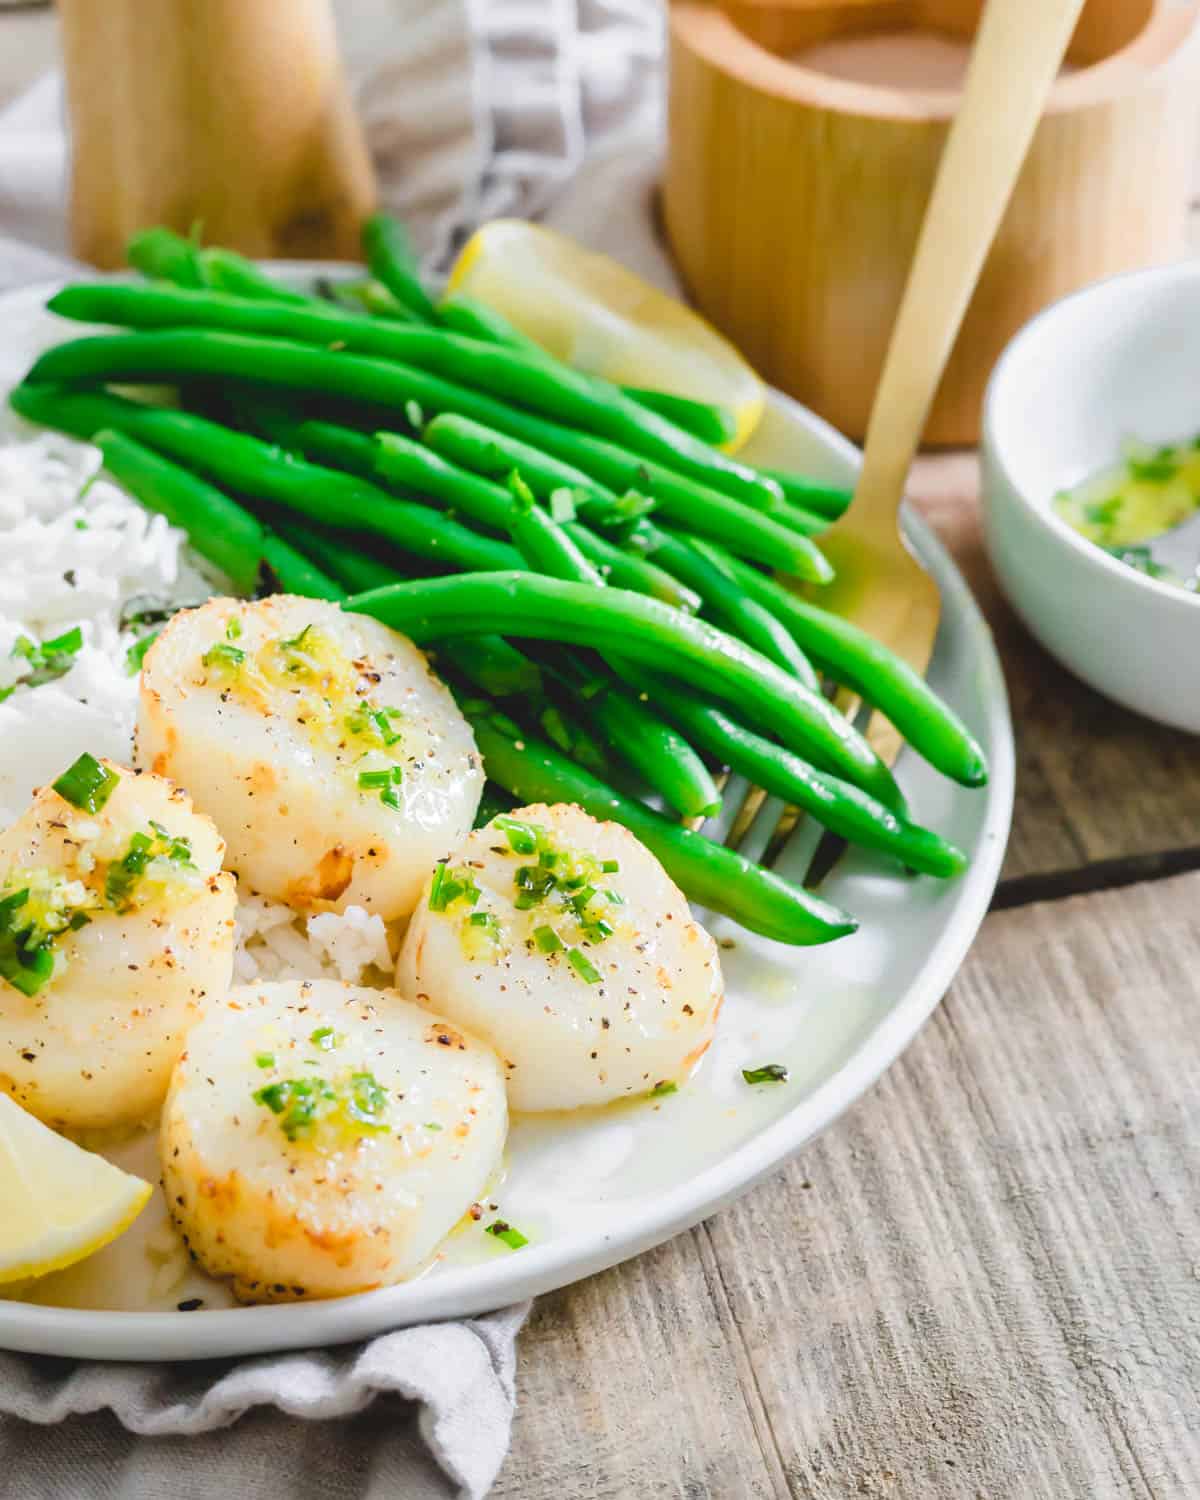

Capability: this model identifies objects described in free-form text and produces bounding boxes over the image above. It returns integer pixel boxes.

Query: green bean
[693,541,988,788]
[31,325,815,574]
[226,403,698,609]
[370,430,699,609]
[437,294,737,445]
[274,517,541,696]
[79,426,264,595]
[362,214,438,323]
[269,517,407,595]
[461,702,856,945]
[259,534,344,600]
[632,672,967,878]
[564,524,692,605]
[544,650,721,819]
[761,467,852,521]
[199,249,311,305]
[646,533,820,690]
[318,277,418,322]
[618,386,737,447]
[46,283,781,512]
[506,473,605,587]
[429,636,545,700]
[766,501,833,537]
[126,227,205,287]
[11,381,520,576]
[436,293,544,354]
[504,476,721,820]
[344,572,903,809]
[422,413,819,675]
[419,410,829,580]
[422,412,631,521]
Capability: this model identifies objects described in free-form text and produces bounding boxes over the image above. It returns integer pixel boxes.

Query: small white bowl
[982,262,1200,733]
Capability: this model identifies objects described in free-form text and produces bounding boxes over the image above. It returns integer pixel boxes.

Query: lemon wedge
[447,219,765,452]
[0,1094,152,1285]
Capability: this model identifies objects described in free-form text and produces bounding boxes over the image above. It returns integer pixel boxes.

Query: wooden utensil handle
[59,0,377,269]
[853,0,1087,523]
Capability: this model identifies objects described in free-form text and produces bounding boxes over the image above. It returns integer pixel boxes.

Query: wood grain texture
[499,873,1200,1498]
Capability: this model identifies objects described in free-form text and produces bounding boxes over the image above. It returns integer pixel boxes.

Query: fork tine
[732,793,788,866]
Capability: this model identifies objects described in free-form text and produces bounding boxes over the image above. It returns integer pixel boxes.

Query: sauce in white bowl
[982,262,1200,733]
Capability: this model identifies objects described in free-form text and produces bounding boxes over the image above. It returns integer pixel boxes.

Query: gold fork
[725,0,1088,873]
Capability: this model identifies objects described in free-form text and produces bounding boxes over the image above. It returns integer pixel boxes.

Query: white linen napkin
[0,0,665,1494]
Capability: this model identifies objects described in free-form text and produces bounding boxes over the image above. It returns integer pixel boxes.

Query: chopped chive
[255,1052,275,1069]
[428,863,449,911]
[310,1026,338,1050]
[52,752,119,813]
[380,785,402,810]
[358,769,392,788]
[494,816,539,855]
[650,1080,678,1098]
[533,924,563,954]
[226,617,243,641]
[485,1220,529,1250]
[125,630,159,675]
[549,487,577,523]
[41,626,84,658]
[601,859,620,874]
[424,1121,442,1131]
[742,1063,789,1085]
[567,947,601,984]
[201,641,245,670]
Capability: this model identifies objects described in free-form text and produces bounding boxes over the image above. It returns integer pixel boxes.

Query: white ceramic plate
[0,268,1013,1360]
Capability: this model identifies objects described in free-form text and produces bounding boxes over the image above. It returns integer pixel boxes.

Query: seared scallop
[136,596,483,920]
[398,803,723,1111]
[0,754,234,1131]
[160,979,507,1301]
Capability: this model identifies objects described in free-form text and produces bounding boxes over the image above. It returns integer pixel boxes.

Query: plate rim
[0,269,1015,1359]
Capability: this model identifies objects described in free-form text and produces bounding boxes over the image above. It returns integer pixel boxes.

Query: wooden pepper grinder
[59,0,378,269]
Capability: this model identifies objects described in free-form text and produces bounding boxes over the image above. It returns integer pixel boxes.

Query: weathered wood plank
[501,872,1200,1498]
[494,1232,782,1498]
[910,454,1200,883]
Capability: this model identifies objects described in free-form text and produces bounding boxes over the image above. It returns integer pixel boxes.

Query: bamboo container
[664,1,1200,444]
[59,0,377,270]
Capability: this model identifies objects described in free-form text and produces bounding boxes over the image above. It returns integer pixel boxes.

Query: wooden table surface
[3,13,1199,1497]
[495,458,1200,1499]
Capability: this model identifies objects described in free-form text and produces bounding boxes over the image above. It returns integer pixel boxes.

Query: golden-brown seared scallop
[0,755,234,1131]
[135,596,483,920]
[398,803,724,1111]
[160,979,507,1301]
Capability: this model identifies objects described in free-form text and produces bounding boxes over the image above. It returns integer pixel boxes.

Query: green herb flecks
[5,625,85,697]
[742,1063,789,1085]
[52,752,119,813]
[485,1219,529,1250]
[0,872,96,998]
[357,764,405,810]
[125,630,160,675]
[253,1065,390,1142]
[567,947,601,984]
[428,861,482,914]
[201,640,246,675]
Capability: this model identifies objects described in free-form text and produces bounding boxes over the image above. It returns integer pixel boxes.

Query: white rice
[0,429,394,988]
